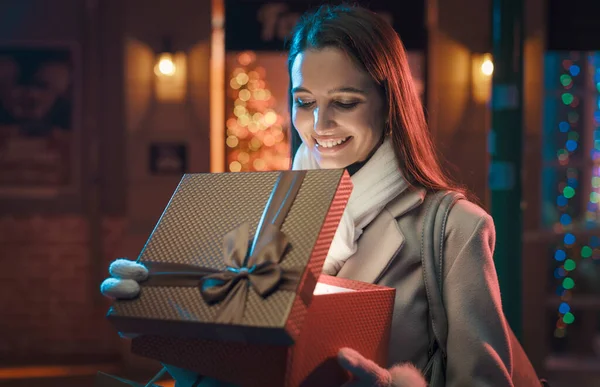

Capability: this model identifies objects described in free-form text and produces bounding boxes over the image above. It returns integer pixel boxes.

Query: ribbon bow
[200,222,299,323]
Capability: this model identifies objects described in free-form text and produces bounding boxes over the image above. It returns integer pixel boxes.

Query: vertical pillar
[489,0,524,338]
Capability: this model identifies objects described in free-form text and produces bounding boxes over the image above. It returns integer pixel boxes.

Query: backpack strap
[421,191,547,386]
[421,191,465,361]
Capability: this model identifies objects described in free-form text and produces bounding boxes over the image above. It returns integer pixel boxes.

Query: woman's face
[291,47,386,169]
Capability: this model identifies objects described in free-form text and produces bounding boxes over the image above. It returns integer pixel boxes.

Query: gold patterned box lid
[107,169,352,346]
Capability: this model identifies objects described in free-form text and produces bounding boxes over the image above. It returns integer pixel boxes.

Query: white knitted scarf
[292,137,408,275]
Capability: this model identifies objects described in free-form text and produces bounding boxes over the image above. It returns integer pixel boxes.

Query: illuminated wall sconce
[154,37,187,102]
[155,51,177,77]
[472,53,494,103]
[481,54,494,76]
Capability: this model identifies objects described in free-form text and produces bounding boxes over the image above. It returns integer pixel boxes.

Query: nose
[312,106,334,134]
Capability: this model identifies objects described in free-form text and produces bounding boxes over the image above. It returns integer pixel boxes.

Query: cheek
[292,108,312,132]
[343,109,383,139]
[367,115,385,139]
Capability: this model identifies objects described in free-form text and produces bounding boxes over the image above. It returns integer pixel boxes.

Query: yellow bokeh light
[235,72,249,85]
[234,99,246,107]
[229,161,242,172]
[238,152,250,164]
[229,78,241,89]
[274,131,284,142]
[248,121,260,133]
[253,113,263,121]
[264,90,272,100]
[234,105,247,117]
[238,51,255,66]
[249,137,262,151]
[238,115,250,127]
[253,158,266,170]
[233,67,244,76]
[264,111,277,126]
[239,89,251,101]
[226,136,239,148]
[254,89,266,100]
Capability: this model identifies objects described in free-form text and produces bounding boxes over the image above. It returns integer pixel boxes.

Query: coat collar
[336,187,427,283]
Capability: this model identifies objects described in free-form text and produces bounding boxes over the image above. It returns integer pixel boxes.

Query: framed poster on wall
[224,0,426,52]
[0,42,80,198]
[149,142,188,176]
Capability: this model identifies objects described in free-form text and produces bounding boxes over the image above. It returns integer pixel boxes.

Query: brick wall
[0,215,126,364]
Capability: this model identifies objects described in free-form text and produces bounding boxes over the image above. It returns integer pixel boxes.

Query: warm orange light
[264,111,277,125]
[154,53,176,76]
[481,58,494,76]
[229,161,242,172]
[238,52,255,66]
[472,53,493,103]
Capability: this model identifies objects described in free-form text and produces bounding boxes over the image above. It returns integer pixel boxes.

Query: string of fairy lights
[552,55,580,338]
[553,53,600,338]
[225,51,290,172]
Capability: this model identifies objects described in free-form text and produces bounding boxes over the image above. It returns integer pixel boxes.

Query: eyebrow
[291,86,367,95]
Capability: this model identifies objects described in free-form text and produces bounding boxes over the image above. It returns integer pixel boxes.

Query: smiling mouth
[314,136,351,148]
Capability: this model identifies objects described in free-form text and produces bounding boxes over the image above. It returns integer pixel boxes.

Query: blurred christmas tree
[225,51,290,172]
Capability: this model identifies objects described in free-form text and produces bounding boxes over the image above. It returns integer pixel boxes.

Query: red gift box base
[131,275,395,387]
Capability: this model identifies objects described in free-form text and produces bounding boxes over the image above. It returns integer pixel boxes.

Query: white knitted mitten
[338,347,427,387]
[100,258,150,339]
[100,258,148,299]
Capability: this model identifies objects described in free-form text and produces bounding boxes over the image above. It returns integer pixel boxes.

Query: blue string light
[558,302,570,314]
[570,64,580,76]
[554,53,600,338]
[553,54,583,338]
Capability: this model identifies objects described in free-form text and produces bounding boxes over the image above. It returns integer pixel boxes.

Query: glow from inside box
[313,282,356,295]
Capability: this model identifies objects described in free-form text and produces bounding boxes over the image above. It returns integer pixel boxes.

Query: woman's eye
[334,101,359,109]
[294,99,314,108]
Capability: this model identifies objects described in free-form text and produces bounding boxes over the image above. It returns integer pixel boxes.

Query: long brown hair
[287,4,466,195]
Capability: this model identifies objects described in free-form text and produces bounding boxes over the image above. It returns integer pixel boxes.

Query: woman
[103,4,513,386]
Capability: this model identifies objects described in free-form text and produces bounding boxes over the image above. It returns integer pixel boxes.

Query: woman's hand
[100,258,149,339]
[100,258,148,299]
[338,348,427,387]
[338,347,392,387]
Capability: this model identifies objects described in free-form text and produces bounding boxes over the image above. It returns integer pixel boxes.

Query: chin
[316,159,354,170]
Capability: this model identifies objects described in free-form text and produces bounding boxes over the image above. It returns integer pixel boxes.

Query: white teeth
[316,137,349,148]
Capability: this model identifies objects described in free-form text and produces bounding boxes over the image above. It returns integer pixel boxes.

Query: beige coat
[336,186,513,387]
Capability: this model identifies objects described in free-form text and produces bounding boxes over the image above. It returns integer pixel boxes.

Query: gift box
[105,169,395,386]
